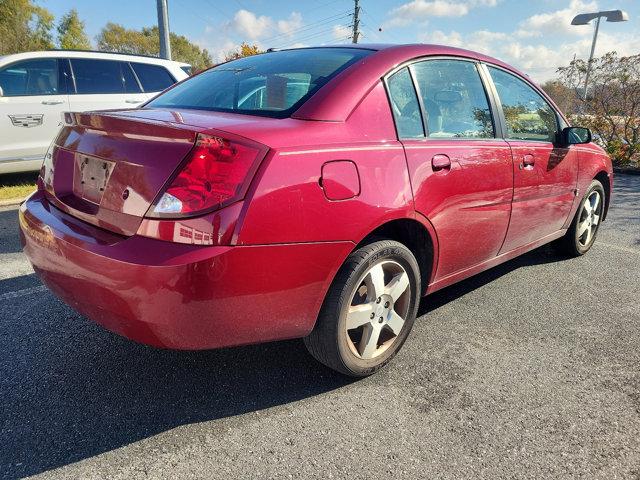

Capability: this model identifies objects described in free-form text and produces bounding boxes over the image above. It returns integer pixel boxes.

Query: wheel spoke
[592,192,600,211]
[592,213,600,226]
[577,219,589,238]
[386,271,410,302]
[386,310,405,336]
[346,303,374,330]
[583,200,593,214]
[366,263,386,300]
[584,225,593,245]
[358,324,380,358]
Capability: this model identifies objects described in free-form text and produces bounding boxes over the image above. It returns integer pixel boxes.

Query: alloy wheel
[344,260,411,360]
[577,190,602,247]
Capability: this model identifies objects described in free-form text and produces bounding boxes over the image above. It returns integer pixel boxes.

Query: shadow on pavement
[0,240,571,479]
[0,207,22,255]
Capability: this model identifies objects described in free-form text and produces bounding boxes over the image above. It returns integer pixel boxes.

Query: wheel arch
[594,170,611,221]
[355,216,438,296]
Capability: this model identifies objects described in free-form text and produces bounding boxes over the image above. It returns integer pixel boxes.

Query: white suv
[0,50,190,174]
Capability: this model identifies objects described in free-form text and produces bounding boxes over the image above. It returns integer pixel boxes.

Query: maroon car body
[19,44,612,353]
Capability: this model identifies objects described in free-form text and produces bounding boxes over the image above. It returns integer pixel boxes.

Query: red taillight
[148,133,264,218]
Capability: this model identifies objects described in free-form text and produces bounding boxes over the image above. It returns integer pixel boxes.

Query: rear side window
[488,67,558,142]
[0,58,64,96]
[411,60,494,138]
[386,67,424,139]
[146,48,371,118]
[131,63,176,92]
[71,59,141,94]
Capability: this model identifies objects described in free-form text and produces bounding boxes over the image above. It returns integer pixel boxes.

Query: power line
[273,24,350,49]
[260,11,352,46]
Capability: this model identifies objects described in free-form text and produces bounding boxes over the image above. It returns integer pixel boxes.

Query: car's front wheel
[559,179,606,256]
[304,240,421,377]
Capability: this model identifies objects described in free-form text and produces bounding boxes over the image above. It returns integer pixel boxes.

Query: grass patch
[0,172,38,202]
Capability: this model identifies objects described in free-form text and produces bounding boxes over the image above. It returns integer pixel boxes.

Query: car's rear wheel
[558,179,605,256]
[304,240,420,377]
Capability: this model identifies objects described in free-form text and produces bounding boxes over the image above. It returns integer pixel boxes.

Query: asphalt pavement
[1,175,639,479]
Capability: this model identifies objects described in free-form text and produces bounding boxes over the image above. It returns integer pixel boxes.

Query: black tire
[304,239,421,377]
[557,179,605,256]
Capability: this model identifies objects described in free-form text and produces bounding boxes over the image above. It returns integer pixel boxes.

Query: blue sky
[39,0,640,81]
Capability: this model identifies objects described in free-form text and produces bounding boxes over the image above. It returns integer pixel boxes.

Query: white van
[0,50,190,174]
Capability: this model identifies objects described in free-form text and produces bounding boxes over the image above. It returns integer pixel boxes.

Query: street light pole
[571,9,628,101]
[583,15,601,100]
[157,0,172,60]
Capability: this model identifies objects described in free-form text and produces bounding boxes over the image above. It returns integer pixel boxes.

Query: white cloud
[228,9,304,41]
[276,12,303,37]
[519,0,598,37]
[230,10,273,40]
[419,25,640,82]
[332,24,352,40]
[384,0,500,29]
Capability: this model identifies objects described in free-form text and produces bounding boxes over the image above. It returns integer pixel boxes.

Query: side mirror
[560,126,591,147]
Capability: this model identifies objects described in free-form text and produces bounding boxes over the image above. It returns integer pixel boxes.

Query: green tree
[0,0,54,54]
[96,23,212,71]
[557,52,640,167]
[57,9,91,50]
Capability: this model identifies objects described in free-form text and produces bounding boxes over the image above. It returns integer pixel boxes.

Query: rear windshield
[146,48,371,118]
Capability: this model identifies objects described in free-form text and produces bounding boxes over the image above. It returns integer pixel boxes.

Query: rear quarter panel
[236,81,416,245]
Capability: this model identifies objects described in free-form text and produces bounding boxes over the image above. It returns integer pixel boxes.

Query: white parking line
[0,284,47,301]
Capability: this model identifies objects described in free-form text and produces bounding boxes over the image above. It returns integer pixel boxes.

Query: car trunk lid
[44,111,203,236]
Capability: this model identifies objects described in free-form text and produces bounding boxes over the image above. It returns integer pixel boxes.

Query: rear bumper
[19,191,352,349]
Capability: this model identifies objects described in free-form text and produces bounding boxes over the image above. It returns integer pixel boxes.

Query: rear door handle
[431,154,451,172]
[41,100,64,105]
[125,99,143,104]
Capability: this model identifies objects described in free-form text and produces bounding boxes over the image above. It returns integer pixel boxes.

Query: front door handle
[125,99,143,104]
[432,154,451,172]
[42,100,64,105]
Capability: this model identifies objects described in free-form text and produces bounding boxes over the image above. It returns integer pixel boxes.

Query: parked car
[19,44,612,376]
[0,50,190,174]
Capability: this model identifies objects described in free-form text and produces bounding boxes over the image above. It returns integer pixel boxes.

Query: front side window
[71,59,141,94]
[386,67,424,139]
[411,60,494,139]
[488,66,558,142]
[146,48,371,118]
[0,59,62,96]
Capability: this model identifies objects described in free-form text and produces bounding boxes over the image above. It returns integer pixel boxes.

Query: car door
[486,66,578,252]
[129,62,178,102]
[68,58,146,111]
[386,59,513,282]
[0,57,70,168]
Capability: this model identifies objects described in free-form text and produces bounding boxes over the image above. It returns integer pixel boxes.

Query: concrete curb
[0,197,26,208]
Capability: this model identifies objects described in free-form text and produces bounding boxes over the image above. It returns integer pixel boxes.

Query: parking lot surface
[1,174,639,479]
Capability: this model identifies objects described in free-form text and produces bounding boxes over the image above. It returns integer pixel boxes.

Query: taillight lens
[149,133,264,217]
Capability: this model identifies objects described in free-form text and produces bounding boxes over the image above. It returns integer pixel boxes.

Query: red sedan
[19,44,612,376]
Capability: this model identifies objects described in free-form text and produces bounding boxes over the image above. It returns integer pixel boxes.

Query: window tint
[71,59,141,94]
[386,67,424,138]
[411,60,494,139]
[0,59,63,96]
[488,67,558,142]
[131,63,176,92]
[147,48,371,118]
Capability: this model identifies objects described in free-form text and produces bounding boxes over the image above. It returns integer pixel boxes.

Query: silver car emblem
[8,114,44,128]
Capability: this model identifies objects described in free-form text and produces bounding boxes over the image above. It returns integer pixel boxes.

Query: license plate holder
[73,155,115,205]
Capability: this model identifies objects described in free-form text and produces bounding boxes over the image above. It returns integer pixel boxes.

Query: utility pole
[351,0,361,44]
[157,0,172,60]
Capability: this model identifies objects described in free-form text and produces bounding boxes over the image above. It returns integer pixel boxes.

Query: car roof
[0,50,190,67]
